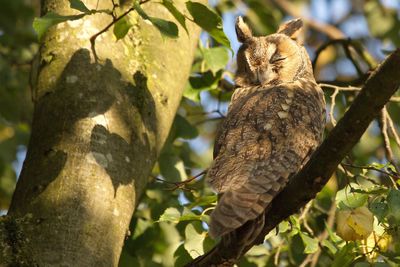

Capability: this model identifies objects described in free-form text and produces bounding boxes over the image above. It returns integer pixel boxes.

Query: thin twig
[342,42,364,77]
[382,108,400,172]
[379,109,398,170]
[90,6,135,61]
[341,163,400,181]
[317,77,368,87]
[386,111,400,151]
[154,170,207,191]
[299,200,337,267]
[319,83,400,102]
[274,245,282,266]
[312,38,375,74]
[195,116,224,126]
[298,201,314,235]
[310,202,337,267]
[322,83,361,126]
[319,83,361,92]
[329,88,339,126]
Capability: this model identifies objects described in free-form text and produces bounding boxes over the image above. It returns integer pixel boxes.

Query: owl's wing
[207,84,325,238]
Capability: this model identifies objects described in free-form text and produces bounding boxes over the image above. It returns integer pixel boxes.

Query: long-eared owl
[207,17,326,241]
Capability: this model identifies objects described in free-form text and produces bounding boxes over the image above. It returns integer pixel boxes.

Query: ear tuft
[277,18,303,40]
[235,16,252,43]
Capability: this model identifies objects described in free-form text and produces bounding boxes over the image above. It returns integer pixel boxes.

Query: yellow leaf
[336,207,374,241]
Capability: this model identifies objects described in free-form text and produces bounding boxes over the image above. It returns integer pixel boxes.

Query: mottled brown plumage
[207,17,326,240]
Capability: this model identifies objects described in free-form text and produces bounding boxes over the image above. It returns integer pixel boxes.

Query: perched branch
[186,49,400,266]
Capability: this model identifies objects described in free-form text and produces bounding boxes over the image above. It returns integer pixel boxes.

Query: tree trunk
[0,0,201,266]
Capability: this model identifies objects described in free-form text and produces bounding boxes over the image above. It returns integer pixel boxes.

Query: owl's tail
[208,189,275,238]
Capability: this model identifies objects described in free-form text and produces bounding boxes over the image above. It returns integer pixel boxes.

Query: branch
[312,38,376,72]
[271,0,345,39]
[186,49,400,266]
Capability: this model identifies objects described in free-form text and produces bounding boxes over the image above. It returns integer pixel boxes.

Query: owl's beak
[257,68,270,85]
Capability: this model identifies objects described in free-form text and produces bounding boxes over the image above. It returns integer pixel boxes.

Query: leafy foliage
[0,0,35,210]
[1,0,400,266]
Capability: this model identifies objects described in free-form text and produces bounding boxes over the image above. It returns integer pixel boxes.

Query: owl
[207,17,326,244]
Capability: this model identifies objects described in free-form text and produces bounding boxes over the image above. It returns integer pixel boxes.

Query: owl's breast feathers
[207,79,325,238]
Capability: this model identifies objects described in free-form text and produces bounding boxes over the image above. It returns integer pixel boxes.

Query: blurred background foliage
[1,0,400,266]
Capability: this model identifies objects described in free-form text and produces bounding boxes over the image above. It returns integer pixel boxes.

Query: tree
[1,0,400,266]
[0,0,206,265]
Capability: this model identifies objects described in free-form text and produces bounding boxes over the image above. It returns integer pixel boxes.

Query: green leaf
[183,70,222,102]
[185,1,231,48]
[179,213,202,222]
[364,1,395,37]
[321,239,337,254]
[134,2,178,38]
[33,12,85,41]
[158,207,181,223]
[69,0,90,13]
[201,47,230,74]
[332,243,355,267]
[299,232,319,254]
[387,189,400,222]
[162,0,188,33]
[174,244,193,267]
[113,16,132,40]
[180,208,209,222]
[190,70,222,90]
[132,218,152,238]
[174,114,198,139]
[183,85,201,102]
[278,220,290,234]
[325,221,342,243]
[369,201,388,222]
[158,152,187,182]
[373,263,391,267]
[200,214,210,224]
[287,216,300,236]
[184,224,205,258]
[150,18,179,39]
[246,245,270,256]
[354,263,371,267]
[188,195,217,209]
[336,184,368,209]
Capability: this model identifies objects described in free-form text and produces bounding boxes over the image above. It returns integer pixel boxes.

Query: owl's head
[235,17,313,87]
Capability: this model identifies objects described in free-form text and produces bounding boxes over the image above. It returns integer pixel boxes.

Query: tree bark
[0,0,202,266]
